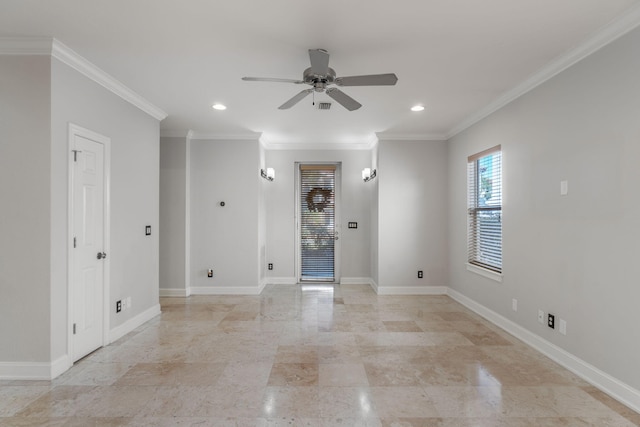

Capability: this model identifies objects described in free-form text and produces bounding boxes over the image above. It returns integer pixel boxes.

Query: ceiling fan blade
[325,88,362,111]
[278,89,313,109]
[242,77,304,84]
[335,73,398,86]
[308,49,330,75]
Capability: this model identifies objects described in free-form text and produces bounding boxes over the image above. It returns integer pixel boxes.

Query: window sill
[466,263,503,283]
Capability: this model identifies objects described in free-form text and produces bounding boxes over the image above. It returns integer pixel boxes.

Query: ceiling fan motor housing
[303,67,336,92]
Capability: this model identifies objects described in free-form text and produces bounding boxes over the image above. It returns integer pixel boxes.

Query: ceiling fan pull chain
[312,91,315,106]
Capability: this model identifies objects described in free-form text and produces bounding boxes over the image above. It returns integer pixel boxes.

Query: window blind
[467,146,502,273]
[300,165,336,281]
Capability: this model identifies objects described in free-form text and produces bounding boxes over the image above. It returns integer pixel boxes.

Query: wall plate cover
[145,225,151,236]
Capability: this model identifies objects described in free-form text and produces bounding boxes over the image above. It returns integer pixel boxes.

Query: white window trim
[466,263,503,282]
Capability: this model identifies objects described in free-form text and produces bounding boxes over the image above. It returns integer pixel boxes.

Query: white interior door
[70,129,107,361]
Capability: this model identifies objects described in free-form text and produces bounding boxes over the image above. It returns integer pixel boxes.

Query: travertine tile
[1,284,637,426]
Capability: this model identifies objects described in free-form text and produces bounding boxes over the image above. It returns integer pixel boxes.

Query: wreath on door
[306,187,333,212]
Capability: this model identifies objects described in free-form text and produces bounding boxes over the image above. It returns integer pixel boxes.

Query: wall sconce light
[362,168,377,182]
[261,167,275,181]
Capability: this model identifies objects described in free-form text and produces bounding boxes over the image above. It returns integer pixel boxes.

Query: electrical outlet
[417,270,423,279]
[559,319,567,335]
[268,263,273,270]
[548,313,555,329]
[207,269,213,278]
[512,299,518,312]
[538,310,544,324]
[116,300,122,313]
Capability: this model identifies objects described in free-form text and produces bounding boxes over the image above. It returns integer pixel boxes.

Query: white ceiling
[2,0,640,145]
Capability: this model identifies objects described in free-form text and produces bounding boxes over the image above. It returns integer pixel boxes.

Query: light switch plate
[560,180,568,196]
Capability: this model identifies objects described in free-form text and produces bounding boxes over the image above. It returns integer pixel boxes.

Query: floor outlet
[538,310,544,324]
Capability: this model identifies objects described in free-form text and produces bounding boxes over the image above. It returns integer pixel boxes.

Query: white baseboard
[0,354,70,380]
[369,279,379,293]
[266,277,297,285]
[447,288,640,414]
[340,277,372,285]
[376,285,448,295]
[190,283,266,295]
[159,287,191,297]
[109,303,161,344]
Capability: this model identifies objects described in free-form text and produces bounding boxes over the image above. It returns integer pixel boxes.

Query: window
[467,146,502,274]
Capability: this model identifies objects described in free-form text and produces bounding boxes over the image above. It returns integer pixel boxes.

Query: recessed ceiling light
[411,105,425,112]
[212,103,227,110]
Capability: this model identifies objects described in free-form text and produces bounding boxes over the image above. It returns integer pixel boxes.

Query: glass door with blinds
[297,163,340,282]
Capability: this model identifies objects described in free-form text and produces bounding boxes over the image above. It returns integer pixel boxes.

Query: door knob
[97,252,107,260]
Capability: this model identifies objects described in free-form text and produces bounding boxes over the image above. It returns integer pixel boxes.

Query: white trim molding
[375,286,448,296]
[446,2,640,139]
[447,288,640,414]
[466,263,503,283]
[190,284,267,296]
[340,277,373,285]
[0,355,70,381]
[51,40,167,121]
[0,37,167,122]
[267,277,298,285]
[260,133,379,151]
[108,304,161,344]
[376,133,447,142]
[159,288,191,298]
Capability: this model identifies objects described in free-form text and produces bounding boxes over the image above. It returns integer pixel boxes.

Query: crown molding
[260,133,378,151]
[376,133,447,142]
[51,39,168,121]
[189,132,261,141]
[1,37,168,121]
[446,2,640,139]
[160,129,194,139]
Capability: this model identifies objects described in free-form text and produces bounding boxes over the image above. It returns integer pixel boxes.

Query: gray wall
[190,139,261,290]
[264,149,374,282]
[448,25,640,390]
[0,55,52,362]
[377,140,448,290]
[50,58,161,360]
[159,137,188,292]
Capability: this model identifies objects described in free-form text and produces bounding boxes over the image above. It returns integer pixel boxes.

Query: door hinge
[72,150,81,162]
[73,323,76,335]
[73,237,76,248]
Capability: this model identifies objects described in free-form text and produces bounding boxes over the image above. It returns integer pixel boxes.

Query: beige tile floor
[1,284,639,426]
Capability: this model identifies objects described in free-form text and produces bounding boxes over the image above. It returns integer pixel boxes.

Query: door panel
[72,134,105,361]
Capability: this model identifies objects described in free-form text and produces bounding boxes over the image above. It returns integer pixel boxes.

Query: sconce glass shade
[261,167,275,181]
[362,168,371,181]
[362,168,377,182]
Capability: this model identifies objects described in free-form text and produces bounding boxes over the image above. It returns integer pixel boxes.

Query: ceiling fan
[242,49,398,111]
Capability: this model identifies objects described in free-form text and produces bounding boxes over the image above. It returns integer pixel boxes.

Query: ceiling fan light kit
[242,49,398,111]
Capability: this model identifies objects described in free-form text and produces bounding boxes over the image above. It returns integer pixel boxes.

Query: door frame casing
[67,123,111,364]
[294,162,342,283]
